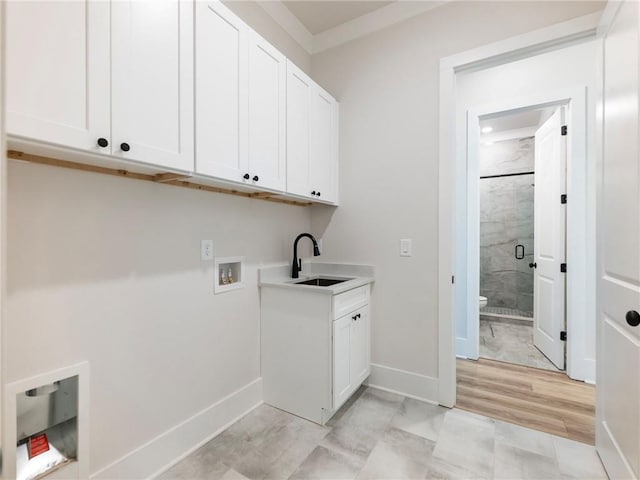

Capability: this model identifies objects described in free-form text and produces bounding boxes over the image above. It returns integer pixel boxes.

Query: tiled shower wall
[479,137,534,315]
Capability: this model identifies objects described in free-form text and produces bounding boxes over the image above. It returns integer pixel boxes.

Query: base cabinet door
[6,0,110,152]
[350,306,370,385]
[111,0,194,171]
[333,315,352,409]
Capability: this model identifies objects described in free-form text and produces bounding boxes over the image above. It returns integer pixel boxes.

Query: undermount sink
[293,277,353,287]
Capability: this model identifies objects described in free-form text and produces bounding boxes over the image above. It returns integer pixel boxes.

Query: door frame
[438,11,602,407]
[461,88,588,380]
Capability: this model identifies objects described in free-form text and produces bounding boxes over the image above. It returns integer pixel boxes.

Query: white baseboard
[90,378,263,480]
[367,363,439,404]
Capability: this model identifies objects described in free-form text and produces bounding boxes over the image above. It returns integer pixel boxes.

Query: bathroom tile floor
[479,318,559,371]
[157,387,607,480]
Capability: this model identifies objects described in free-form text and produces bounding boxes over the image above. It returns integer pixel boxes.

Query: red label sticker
[28,433,50,459]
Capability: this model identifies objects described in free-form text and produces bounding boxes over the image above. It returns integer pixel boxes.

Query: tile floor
[157,387,607,480]
[479,318,559,371]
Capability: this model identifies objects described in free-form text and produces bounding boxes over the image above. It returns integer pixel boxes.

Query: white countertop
[259,262,375,295]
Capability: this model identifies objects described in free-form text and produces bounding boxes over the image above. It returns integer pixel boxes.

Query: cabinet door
[247,32,286,191]
[351,306,371,385]
[111,0,194,171]
[286,61,313,197]
[195,1,249,183]
[333,314,352,409]
[6,0,110,152]
[310,87,338,203]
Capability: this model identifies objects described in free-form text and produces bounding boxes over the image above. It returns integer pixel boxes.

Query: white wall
[5,162,311,476]
[310,1,603,393]
[455,40,599,381]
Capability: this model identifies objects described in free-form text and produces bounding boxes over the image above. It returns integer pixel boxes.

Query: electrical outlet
[400,239,412,257]
[201,240,213,260]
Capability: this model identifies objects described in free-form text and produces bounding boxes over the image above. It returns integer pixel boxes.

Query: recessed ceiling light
[481,126,493,134]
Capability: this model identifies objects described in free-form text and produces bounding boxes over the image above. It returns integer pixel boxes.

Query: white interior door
[596,1,640,478]
[533,108,567,370]
[111,0,194,172]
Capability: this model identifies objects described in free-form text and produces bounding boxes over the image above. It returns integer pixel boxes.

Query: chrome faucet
[292,233,321,278]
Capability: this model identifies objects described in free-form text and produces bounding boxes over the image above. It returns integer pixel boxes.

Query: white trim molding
[257,1,449,55]
[92,378,263,480]
[438,12,602,407]
[367,363,439,404]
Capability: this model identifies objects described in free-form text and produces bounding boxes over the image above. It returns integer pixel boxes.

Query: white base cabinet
[261,284,371,425]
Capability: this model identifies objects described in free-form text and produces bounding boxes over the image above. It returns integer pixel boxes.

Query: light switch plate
[201,240,213,260]
[400,239,412,257]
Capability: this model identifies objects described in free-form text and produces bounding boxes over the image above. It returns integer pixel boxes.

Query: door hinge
[560,194,567,204]
[560,263,567,273]
[452,275,455,284]
[561,125,568,136]
[560,331,567,341]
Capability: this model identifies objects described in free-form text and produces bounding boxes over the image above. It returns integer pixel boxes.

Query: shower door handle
[515,244,525,260]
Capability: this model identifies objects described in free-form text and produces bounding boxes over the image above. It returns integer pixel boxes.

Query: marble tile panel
[495,420,555,458]
[432,409,496,477]
[390,398,448,442]
[553,435,608,479]
[494,444,563,480]
[357,428,435,480]
[289,446,364,480]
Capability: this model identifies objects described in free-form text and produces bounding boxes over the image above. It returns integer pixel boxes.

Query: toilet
[479,296,488,308]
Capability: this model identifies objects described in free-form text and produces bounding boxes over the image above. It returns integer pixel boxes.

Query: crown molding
[258,1,448,56]
[258,1,314,53]
[312,1,448,54]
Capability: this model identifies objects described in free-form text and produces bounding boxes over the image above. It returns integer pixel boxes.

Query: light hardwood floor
[456,358,596,445]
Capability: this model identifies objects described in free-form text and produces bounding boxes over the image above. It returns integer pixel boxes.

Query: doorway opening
[456,95,596,445]
[478,105,564,373]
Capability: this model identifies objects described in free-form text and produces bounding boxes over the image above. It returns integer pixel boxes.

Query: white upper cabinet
[195,2,248,182]
[286,61,338,204]
[111,0,194,171]
[195,2,286,191]
[6,0,110,153]
[247,32,287,191]
[6,0,193,172]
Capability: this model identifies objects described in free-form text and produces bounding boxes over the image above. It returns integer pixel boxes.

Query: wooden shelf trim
[7,150,313,207]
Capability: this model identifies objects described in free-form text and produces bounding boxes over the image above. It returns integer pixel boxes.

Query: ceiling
[480,108,554,135]
[282,1,395,35]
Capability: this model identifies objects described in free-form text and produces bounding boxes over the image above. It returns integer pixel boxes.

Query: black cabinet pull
[515,244,525,260]
[626,310,640,327]
[253,175,259,182]
[311,191,316,196]
[316,192,321,197]
[243,173,250,180]
[120,142,130,152]
[97,137,109,148]
[529,262,537,269]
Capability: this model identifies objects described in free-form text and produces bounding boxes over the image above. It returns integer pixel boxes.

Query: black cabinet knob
[529,262,537,269]
[97,137,109,148]
[316,192,321,197]
[243,173,250,180]
[120,142,130,152]
[311,191,316,196]
[253,175,259,182]
[626,310,640,327]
